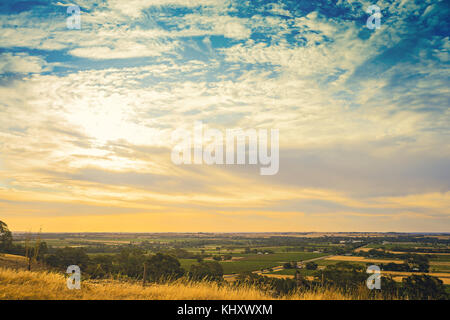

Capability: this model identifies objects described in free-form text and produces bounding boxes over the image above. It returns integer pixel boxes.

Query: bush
[189,261,223,281]
[45,247,90,271]
[401,275,448,300]
[305,262,318,270]
[145,253,184,282]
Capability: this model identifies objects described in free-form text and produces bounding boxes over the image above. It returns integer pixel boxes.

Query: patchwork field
[4,232,449,300]
[181,252,328,275]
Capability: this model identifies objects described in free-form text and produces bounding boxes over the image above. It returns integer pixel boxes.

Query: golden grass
[326,255,403,264]
[1,254,27,261]
[430,261,450,266]
[390,275,450,285]
[255,273,294,280]
[387,251,450,256]
[0,267,353,300]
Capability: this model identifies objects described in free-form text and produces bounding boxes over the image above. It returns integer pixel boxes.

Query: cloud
[0,0,448,231]
[0,52,48,74]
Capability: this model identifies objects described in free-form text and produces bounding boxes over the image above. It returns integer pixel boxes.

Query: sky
[0,0,449,232]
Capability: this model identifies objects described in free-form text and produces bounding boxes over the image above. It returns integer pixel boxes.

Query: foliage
[401,275,448,300]
[234,272,299,296]
[45,247,90,271]
[305,262,318,270]
[145,253,184,282]
[0,221,13,252]
[314,262,366,290]
[189,261,223,281]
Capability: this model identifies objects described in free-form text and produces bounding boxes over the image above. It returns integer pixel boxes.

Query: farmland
[2,231,450,299]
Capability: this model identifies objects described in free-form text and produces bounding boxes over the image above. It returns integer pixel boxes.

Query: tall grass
[0,267,377,300]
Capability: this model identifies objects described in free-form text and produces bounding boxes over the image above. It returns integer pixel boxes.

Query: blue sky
[0,0,449,232]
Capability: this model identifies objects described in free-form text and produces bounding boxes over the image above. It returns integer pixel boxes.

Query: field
[178,252,326,274]
[325,256,404,264]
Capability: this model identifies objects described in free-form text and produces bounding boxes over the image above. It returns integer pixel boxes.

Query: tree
[406,254,429,272]
[316,262,366,289]
[45,247,90,271]
[235,272,299,296]
[34,241,48,261]
[114,248,146,278]
[0,220,13,252]
[189,261,223,281]
[145,253,184,282]
[86,255,114,279]
[380,276,399,299]
[305,262,318,270]
[402,275,448,300]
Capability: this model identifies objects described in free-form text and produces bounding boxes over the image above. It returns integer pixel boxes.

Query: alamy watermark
[66,265,81,289]
[366,5,382,30]
[171,121,279,175]
[366,265,381,290]
[67,5,81,30]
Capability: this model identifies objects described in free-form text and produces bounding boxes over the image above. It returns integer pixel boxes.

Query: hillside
[0,267,352,300]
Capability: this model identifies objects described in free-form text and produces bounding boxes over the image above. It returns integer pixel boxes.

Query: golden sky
[0,0,449,232]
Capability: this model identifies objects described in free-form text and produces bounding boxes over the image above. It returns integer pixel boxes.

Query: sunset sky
[0,0,449,232]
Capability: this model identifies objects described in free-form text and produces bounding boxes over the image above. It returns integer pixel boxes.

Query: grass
[325,255,404,264]
[0,267,354,300]
[430,255,450,262]
[269,268,317,277]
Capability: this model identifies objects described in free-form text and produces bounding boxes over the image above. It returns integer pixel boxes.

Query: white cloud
[0,53,48,74]
[108,0,230,18]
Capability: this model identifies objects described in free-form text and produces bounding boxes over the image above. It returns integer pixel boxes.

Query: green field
[179,252,327,274]
[430,255,450,262]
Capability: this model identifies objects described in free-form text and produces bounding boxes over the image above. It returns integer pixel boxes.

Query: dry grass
[387,251,450,256]
[0,254,28,270]
[0,267,354,300]
[430,261,450,266]
[255,273,294,280]
[380,271,450,284]
[325,255,403,264]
